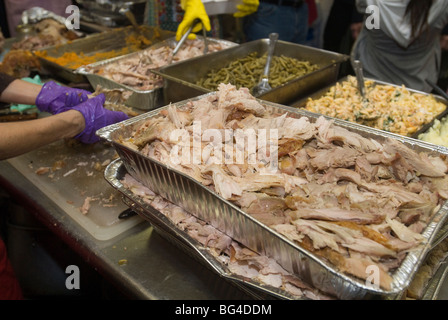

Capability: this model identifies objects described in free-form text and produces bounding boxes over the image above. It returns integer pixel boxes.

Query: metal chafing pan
[105,159,307,300]
[76,36,237,111]
[152,39,349,105]
[33,25,174,83]
[96,92,448,300]
[291,76,448,139]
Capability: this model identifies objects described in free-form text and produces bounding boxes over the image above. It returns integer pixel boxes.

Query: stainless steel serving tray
[97,92,448,300]
[152,39,349,105]
[105,159,309,300]
[33,25,174,83]
[76,36,237,111]
[291,76,448,139]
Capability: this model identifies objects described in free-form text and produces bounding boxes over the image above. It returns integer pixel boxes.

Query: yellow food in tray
[303,76,447,136]
[418,116,448,147]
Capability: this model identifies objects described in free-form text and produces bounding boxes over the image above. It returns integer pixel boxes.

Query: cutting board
[7,139,143,241]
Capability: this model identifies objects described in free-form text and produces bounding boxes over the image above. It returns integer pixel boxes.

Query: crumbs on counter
[118,259,128,266]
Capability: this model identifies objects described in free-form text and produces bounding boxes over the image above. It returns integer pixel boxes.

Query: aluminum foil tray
[418,243,448,300]
[291,77,448,139]
[152,39,349,105]
[422,256,448,300]
[105,159,307,300]
[97,92,448,300]
[33,25,174,83]
[105,159,448,301]
[76,36,237,111]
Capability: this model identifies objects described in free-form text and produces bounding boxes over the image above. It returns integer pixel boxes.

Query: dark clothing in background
[0,72,22,300]
[323,0,363,52]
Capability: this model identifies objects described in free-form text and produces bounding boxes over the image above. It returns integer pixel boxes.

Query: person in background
[176,0,212,41]
[323,0,363,53]
[145,0,221,40]
[322,0,363,76]
[176,0,317,44]
[176,0,255,41]
[352,0,448,93]
[242,0,316,44]
[243,0,317,44]
[438,24,448,92]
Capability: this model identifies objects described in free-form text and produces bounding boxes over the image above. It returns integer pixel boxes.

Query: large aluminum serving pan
[105,159,448,301]
[96,93,448,300]
[105,159,307,300]
[152,39,349,105]
[291,76,448,139]
[76,36,237,111]
[33,25,174,83]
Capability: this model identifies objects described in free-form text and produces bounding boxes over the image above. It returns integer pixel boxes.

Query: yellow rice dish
[303,76,447,137]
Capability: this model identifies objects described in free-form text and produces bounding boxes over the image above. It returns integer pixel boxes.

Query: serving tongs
[353,59,380,121]
[426,79,448,101]
[169,18,208,64]
[252,32,279,97]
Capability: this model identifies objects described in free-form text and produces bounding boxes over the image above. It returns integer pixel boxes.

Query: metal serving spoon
[352,59,381,121]
[353,59,367,98]
[252,32,279,97]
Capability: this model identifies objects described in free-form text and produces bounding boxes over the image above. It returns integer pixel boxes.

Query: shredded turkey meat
[121,83,448,290]
[88,39,231,91]
[121,173,331,300]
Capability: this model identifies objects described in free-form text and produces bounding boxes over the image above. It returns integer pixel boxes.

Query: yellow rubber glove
[176,0,211,41]
[234,0,259,18]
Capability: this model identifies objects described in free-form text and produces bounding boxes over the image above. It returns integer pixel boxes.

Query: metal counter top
[0,140,251,300]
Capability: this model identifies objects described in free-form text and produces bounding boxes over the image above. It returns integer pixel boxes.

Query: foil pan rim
[105,158,308,300]
[97,91,448,299]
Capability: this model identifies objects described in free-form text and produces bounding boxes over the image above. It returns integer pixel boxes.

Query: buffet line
[1,15,448,301]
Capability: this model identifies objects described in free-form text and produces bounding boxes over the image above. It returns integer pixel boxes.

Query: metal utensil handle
[202,25,209,55]
[173,18,201,57]
[426,79,448,101]
[263,33,279,78]
[353,59,366,97]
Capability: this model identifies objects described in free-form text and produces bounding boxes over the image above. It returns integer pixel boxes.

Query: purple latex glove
[36,81,91,114]
[73,93,129,144]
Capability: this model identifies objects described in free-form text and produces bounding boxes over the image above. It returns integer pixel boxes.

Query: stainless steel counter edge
[0,160,252,300]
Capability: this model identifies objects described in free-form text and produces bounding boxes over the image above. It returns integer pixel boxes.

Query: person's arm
[1,78,91,114]
[0,79,42,105]
[0,110,85,160]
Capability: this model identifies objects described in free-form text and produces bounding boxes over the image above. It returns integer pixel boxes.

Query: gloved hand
[72,93,129,144]
[36,81,91,114]
[176,0,211,41]
[234,0,259,18]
